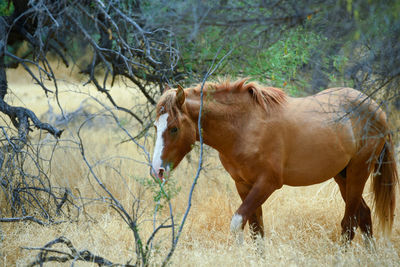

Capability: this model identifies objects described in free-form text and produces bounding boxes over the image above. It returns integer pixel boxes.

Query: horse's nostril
[158,168,165,177]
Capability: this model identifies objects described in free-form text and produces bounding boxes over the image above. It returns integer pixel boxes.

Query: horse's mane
[156,78,287,117]
[193,78,287,113]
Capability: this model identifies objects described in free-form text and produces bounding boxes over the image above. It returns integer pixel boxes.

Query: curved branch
[0,97,63,138]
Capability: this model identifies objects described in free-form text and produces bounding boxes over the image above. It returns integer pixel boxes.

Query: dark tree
[0,0,183,141]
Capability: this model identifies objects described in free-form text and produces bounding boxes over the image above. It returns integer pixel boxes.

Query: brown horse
[150,79,398,244]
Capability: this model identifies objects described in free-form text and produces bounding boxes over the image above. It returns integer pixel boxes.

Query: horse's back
[290,87,387,134]
[316,87,388,141]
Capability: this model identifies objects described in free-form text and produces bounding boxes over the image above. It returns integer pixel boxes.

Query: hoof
[361,234,376,252]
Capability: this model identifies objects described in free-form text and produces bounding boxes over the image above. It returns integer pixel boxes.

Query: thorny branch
[0,124,76,225]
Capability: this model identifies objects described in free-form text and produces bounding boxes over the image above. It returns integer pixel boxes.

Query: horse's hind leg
[249,207,264,238]
[334,174,373,241]
[357,198,375,249]
[337,158,372,244]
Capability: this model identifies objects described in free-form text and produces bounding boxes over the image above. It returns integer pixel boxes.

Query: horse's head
[151,85,197,181]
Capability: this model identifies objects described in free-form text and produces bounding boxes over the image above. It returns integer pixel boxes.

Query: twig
[161,47,233,266]
[0,216,46,226]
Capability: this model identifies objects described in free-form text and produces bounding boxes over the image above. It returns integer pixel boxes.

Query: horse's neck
[186,93,246,154]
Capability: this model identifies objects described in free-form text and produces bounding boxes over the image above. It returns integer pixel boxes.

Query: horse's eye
[170,127,178,134]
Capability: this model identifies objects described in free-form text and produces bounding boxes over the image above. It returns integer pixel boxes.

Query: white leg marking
[230,213,243,232]
[231,213,244,245]
[152,113,169,171]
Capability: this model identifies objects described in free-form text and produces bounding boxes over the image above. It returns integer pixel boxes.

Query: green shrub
[0,1,13,16]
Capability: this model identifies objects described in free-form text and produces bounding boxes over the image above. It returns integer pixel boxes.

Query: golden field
[1,66,400,266]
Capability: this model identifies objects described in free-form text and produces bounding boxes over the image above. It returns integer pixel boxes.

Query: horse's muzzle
[150,167,167,183]
[158,167,165,179]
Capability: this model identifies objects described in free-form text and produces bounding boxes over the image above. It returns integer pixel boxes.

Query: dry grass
[1,66,400,266]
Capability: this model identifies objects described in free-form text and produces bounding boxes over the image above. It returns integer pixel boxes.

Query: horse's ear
[176,84,185,108]
[163,83,171,94]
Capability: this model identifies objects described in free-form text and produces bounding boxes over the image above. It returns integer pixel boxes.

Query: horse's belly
[283,170,338,186]
[283,150,351,186]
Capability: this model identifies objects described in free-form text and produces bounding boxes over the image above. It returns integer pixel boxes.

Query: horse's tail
[372,133,398,237]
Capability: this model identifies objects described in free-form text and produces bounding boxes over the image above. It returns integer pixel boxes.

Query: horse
[150,78,398,244]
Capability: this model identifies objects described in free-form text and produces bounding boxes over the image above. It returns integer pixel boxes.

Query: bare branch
[0,98,63,138]
[23,236,136,267]
[0,216,46,225]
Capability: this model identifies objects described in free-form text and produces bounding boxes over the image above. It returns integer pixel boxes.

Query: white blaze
[152,113,169,172]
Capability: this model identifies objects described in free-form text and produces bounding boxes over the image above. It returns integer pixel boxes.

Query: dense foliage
[152,0,400,98]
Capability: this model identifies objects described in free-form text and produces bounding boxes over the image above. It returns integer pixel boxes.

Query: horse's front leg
[234,182,264,239]
[230,177,280,243]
